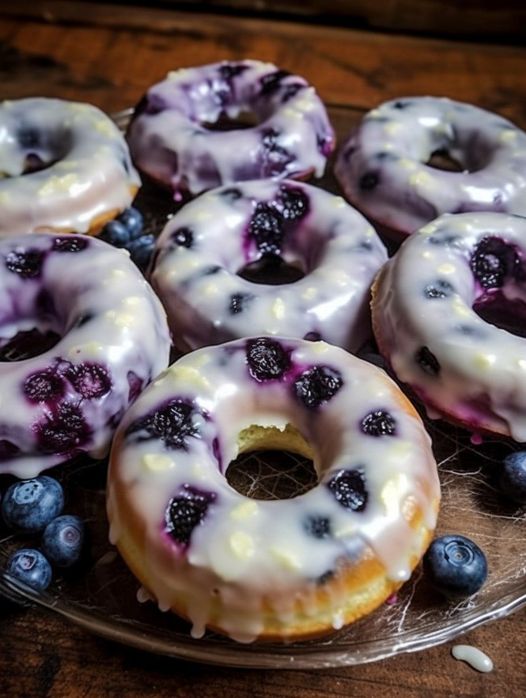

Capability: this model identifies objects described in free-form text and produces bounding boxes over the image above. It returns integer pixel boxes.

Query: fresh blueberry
[361,409,397,437]
[499,451,526,504]
[293,365,343,409]
[423,534,488,599]
[117,207,144,239]
[248,202,284,255]
[127,234,155,270]
[4,549,52,592]
[126,399,200,450]
[52,236,89,253]
[36,402,92,454]
[415,346,441,376]
[5,249,45,278]
[229,292,254,315]
[164,485,216,547]
[99,219,131,247]
[470,236,518,289]
[304,515,331,539]
[2,476,64,533]
[66,362,111,399]
[42,515,85,567]
[327,468,368,512]
[23,369,65,403]
[246,337,291,381]
[424,280,454,299]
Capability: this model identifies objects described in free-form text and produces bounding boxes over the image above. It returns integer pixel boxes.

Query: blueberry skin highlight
[500,451,526,504]
[117,207,144,239]
[1,476,64,533]
[423,534,488,599]
[42,515,85,567]
[5,548,52,592]
[126,234,155,270]
[99,219,131,247]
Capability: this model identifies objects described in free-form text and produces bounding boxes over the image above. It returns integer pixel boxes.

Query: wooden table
[0,3,525,695]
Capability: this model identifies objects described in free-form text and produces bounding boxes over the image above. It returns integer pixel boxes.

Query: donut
[335,97,526,237]
[0,233,171,478]
[150,179,387,352]
[0,98,140,235]
[126,60,335,198]
[372,211,526,441]
[107,336,440,642]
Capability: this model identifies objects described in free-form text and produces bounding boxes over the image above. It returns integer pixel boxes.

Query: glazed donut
[126,60,335,198]
[0,233,170,478]
[150,179,387,352]
[107,336,440,641]
[0,98,140,235]
[335,97,526,237]
[372,211,526,441]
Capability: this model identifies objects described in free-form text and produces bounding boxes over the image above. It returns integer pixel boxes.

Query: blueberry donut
[107,337,440,641]
[0,233,170,477]
[335,97,526,237]
[372,212,526,441]
[126,60,335,198]
[150,179,387,352]
[0,98,140,235]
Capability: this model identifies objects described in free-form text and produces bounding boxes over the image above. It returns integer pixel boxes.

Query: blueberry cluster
[1,475,85,592]
[99,206,155,271]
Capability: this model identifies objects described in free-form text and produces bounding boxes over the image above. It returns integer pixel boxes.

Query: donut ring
[107,337,440,641]
[0,98,140,235]
[335,97,526,237]
[0,233,170,478]
[372,212,526,441]
[126,60,335,198]
[150,179,387,352]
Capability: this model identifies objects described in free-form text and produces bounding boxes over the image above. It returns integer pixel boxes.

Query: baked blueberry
[415,346,441,376]
[424,279,454,299]
[327,468,368,512]
[218,63,248,80]
[99,219,130,247]
[260,69,290,96]
[5,249,45,278]
[165,485,216,547]
[23,369,65,403]
[499,451,526,504]
[52,237,89,253]
[278,185,309,221]
[304,515,331,539]
[127,234,155,270]
[361,409,397,437]
[42,514,85,567]
[359,172,379,191]
[248,202,284,255]
[4,548,52,592]
[36,402,92,454]
[246,337,291,381]
[126,398,200,450]
[293,365,343,408]
[470,236,518,289]
[423,534,488,599]
[172,226,194,248]
[117,207,144,239]
[2,476,64,532]
[229,292,254,315]
[66,362,111,399]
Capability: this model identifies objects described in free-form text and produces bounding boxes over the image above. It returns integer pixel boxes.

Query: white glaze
[126,60,334,198]
[335,97,526,236]
[150,179,387,352]
[0,233,171,477]
[107,337,440,641]
[452,644,494,673]
[372,212,526,440]
[0,98,140,235]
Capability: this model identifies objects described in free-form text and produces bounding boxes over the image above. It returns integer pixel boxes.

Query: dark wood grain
[0,4,525,696]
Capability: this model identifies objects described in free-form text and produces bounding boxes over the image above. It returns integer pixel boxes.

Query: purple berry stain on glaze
[327,468,368,512]
[66,362,111,399]
[246,337,291,381]
[164,485,216,548]
[127,370,143,402]
[304,515,332,539]
[24,369,65,403]
[125,398,201,450]
[293,365,343,409]
[5,248,45,278]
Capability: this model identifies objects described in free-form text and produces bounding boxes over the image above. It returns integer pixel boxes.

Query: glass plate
[0,106,525,669]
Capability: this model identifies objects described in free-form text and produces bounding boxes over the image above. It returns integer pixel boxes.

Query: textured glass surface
[0,108,525,669]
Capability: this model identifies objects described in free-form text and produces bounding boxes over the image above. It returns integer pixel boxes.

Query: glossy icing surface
[107,337,440,641]
[372,212,526,440]
[126,60,335,198]
[0,233,171,477]
[0,98,140,235]
[150,179,387,352]
[335,97,526,236]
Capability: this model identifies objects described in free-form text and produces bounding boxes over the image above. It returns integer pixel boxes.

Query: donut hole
[201,110,260,132]
[16,125,74,176]
[473,293,526,338]
[426,148,464,173]
[425,133,495,174]
[226,424,318,500]
[237,254,305,285]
